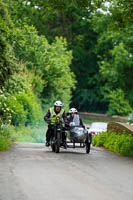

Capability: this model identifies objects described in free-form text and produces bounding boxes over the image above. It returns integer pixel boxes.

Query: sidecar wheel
[86,143,90,154]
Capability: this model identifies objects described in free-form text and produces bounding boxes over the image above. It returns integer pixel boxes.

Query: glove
[46,119,51,124]
[65,122,69,126]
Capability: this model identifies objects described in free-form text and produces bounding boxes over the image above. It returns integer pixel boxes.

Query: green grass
[0,135,12,151]
[15,125,47,143]
[0,124,47,151]
[82,119,107,124]
[92,131,133,157]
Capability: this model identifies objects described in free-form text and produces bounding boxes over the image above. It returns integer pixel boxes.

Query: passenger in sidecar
[66,108,85,130]
[66,108,92,154]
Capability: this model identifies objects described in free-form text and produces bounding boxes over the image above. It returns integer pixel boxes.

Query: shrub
[0,125,15,151]
[15,90,43,126]
[92,132,107,146]
[0,74,44,127]
[92,131,133,157]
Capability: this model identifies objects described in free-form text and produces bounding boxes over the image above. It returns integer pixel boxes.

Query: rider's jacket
[44,107,66,125]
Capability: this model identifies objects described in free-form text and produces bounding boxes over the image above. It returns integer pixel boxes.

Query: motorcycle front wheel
[51,144,55,152]
[55,132,61,153]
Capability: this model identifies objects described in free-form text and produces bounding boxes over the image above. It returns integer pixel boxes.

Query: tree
[0,1,18,88]
[91,2,133,115]
[12,25,75,109]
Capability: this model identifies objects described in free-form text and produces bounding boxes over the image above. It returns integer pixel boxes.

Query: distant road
[0,143,133,200]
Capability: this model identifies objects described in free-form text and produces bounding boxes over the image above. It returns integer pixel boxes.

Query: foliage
[0,1,18,87]
[15,125,47,143]
[2,0,133,150]
[0,73,43,127]
[107,89,132,116]
[0,125,15,151]
[92,132,108,147]
[12,25,75,109]
[0,124,47,150]
[5,0,102,112]
[0,0,77,151]
[3,0,133,116]
[91,7,133,115]
[92,131,133,157]
[82,119,107,124]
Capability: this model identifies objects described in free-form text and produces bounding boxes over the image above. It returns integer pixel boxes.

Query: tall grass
[0,124,47,151]
[15,125,47,143]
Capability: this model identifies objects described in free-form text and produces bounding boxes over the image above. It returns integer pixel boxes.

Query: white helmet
[69,108,78,113]
[54,100,63,107]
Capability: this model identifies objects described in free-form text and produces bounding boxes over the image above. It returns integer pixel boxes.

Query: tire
[55,144,60,153]
[55,132,60,153]
[50,136,55,152]
[51,144,55,152]
[86,143,90,154]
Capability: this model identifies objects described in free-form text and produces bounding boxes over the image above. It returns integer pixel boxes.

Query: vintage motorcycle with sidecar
[49,115,92,154]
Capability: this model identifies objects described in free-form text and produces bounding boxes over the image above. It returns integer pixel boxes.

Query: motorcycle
[49,115,92,154]
[50,116,66,153]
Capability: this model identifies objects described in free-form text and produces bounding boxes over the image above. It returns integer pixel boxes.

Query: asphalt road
[0,143,133,200]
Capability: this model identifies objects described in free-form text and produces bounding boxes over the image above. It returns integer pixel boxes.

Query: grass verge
[0,125,15,151]
[92,131,133,157]
[0,124,47,151]
[15,125,47,143]
[82,119,107,124]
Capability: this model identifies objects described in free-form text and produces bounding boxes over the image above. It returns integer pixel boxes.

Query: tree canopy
[1,0,133,127]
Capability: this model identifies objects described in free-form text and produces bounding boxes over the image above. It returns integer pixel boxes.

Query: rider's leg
[46,126,52,146]
[62,128,67,148]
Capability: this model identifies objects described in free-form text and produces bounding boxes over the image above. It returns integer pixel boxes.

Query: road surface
[0,143,133,200]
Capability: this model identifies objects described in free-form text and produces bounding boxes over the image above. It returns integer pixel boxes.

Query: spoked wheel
[55,132,60,153]
[50,137,55,152]
[86,142,91,154]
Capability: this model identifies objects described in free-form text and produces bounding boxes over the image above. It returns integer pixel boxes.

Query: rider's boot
[45,141,50,147]
[63,141,67,149]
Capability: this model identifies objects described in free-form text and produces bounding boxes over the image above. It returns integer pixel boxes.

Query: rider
[44,100,67,147]
[66,108,85,129]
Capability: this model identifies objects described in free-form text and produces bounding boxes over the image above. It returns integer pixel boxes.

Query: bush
[15,90,43,126]
[92,131,133,157]
[92,132,107,146]
[0,74,44,127]
[0,125,15,151]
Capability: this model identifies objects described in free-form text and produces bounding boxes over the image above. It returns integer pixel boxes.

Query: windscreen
[73,114,80,126]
